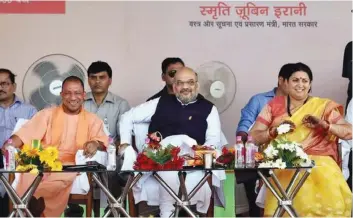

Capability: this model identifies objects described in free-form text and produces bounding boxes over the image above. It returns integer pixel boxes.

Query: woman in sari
[250,62,352,217]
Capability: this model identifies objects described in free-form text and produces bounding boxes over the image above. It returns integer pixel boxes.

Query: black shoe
[64,204,84,217]
[28,196,45,217]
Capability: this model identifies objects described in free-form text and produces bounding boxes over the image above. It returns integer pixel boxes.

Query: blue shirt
[0,96,37,147]
[236,88,276,133]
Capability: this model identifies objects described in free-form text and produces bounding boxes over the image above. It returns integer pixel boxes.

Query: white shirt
[341,100,352,180]
[119,97,221,148]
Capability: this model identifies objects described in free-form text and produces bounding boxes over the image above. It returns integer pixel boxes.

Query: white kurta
[119,97,225,217]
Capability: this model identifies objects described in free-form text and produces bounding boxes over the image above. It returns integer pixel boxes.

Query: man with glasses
[119,67,222,217]
[0,68,37,217]
[147,57,185,101]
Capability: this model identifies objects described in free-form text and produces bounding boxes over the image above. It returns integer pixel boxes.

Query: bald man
[118,67,222,217]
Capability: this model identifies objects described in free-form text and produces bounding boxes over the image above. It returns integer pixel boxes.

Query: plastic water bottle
[107,137,116,171]
[245,136,257,168]
[4,139,16,171]
[235,136,245,168]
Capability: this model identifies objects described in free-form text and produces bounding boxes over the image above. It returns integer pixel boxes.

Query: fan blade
[66,64,86,81]
[33,61,61,82]
[29,88,59,110]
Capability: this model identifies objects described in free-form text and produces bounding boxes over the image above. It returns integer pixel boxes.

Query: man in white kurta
[119,67,223,217]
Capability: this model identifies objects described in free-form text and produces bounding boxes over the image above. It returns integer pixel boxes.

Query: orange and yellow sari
[256,96,352,217]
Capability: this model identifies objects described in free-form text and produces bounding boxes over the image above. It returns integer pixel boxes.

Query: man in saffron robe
[1,76,109,217]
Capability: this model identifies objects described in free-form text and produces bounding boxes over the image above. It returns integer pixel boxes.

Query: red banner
[0,1,65,14]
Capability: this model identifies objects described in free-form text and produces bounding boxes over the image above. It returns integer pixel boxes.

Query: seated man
[1,76,108,217]
[0,68,37,217]
[119,67,222,217]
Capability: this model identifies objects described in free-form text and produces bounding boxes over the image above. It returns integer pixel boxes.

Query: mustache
[181,89,191,93]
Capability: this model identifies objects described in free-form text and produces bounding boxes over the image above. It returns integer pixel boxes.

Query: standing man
[2,76,108,217]
[66,61,131,217]
[235,63,291,217]
[342,42,352,191]
[0,68,37,217]
[343,41,352,111]
[147,57,185,101]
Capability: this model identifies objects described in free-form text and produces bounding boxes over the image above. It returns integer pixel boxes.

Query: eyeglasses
[176,80,197,87]
[167,70,177,78]
[0,82,12,88]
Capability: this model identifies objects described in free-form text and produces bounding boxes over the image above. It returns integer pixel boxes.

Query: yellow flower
[39,147,58,164]
[29,168,39,174]
[51,160,63,171]
[21,144,30,153]
[39,150,51,163]
[15,165,26,171]
[25,148,39,158]
[44,146,59,160]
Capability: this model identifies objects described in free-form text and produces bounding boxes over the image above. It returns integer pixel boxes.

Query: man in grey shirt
[65,61,130,217]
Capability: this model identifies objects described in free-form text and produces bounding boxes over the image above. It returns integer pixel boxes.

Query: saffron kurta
[14,106,108,217]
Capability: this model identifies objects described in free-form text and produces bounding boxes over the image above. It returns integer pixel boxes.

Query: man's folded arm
[119,98,160,145]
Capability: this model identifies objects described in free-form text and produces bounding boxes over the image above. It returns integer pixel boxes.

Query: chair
[67,172,95,218]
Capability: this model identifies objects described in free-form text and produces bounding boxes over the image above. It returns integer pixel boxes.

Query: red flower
[170,147,180,157]
[146,133,162,150]
[216,153,234,165]
[133,145,185,170]
[222,147,229,155]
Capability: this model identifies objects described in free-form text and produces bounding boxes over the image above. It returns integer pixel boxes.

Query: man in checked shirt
[0,68,37,217]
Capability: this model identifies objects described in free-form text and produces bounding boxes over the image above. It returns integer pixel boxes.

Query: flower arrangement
[255,123,311,169]
[15,140,63,174]
[215,147,235,169]
[133,133,185,170]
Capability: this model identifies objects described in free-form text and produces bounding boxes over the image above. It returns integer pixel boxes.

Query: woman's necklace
[287,95,310,117]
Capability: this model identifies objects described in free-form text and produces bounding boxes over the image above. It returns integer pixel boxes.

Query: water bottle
[245,136,257,168]
[235,136,245,168]
[107,137,116,171]
[4,139,16,171]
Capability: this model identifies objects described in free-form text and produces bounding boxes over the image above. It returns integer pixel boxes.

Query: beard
[176,91,198,104]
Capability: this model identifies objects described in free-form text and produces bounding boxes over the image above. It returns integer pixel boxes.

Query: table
[123,167,226,218]
[0,163,128,218]
[232,162,314,218]
[0,170,42,218]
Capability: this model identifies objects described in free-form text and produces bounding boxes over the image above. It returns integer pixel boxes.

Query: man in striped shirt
[0,68,37,217]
